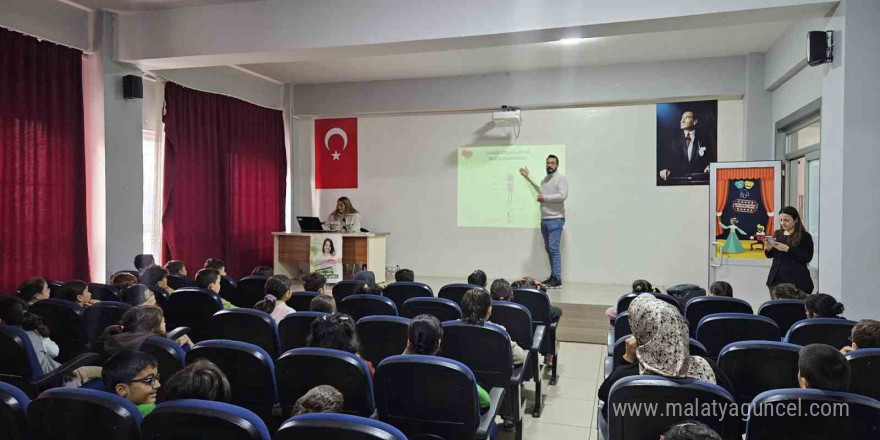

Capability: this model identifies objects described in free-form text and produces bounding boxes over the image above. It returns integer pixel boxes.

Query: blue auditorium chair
[696,313,781,358]
[166,273,193,290]
[46,281,64,299]
[400,297,462,322]
[210,308,281,358]
[606,375,740,440]
[649,292,682,313]
[275,347,375,417]
[512,288,560,384]
[332,280,367,304]
[356,316,410,365]
[489,300,546,417]
[28,298,85,362]
[375,355,505,440]
[0,381,30,440]
[846,348,880,401]
[685,296,753,335]
[286,291,319,312]
[784,317,857,349]
[27,388,142,440]
[746,389,880,439]
[441,321,528,440]
[718,341,801,403]
[231,275,268,308]
[142,399,271,440]
[186,340,278,424]
[278,311,328,352]
[340,294,397,320]
[87,283,120,301]
[757,299,807,335]
[609,334,710,373]
[615,292,640,315]
[612,311,631,345]
[219,275,238,304]
[162,287,224,342]
[275,413,408,440]
[140,335,187,381]
[383,281,433,310]
[438,283,485,307]
[83,301,131,352]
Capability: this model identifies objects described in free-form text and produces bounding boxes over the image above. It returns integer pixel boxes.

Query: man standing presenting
[520,155,568,288]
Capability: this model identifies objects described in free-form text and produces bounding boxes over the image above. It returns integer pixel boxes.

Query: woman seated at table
[326,196,362,233]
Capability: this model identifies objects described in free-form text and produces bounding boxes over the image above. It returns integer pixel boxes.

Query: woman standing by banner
[765,206,814,294]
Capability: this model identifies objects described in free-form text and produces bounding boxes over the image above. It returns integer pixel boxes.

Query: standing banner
[711,164,780,260]
[310,233,343,282]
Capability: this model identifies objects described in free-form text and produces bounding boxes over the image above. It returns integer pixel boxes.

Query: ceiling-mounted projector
[493,107,521,127]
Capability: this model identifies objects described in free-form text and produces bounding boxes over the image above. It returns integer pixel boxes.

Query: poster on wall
[712,166,777,259]
[309,233,343,282]
[656,100,718,186]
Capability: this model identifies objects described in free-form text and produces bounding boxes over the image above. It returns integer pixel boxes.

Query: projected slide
[458,145,566,228]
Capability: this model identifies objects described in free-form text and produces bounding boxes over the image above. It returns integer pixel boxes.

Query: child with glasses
[102,350,161,416]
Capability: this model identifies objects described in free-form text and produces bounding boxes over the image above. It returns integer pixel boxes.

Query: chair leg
[549,352,559,385]
[515,419,523,440]
[532,372,544,417]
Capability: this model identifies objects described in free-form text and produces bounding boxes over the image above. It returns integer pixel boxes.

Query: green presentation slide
[458,145,566,228]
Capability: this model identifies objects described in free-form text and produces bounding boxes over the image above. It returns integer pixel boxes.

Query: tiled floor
[498,342,606,440]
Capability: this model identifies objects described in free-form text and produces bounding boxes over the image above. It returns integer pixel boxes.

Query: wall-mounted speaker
[807,30,833,66]
[123,75,143,99]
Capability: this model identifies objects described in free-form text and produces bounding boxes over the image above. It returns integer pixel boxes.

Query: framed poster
[657,100,718,186]
[309,233,343,283]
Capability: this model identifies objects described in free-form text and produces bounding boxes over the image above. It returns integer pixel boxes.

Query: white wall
[0,0,90,51]
[293,101,743,285]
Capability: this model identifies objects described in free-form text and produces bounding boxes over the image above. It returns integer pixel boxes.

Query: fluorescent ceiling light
[556,38,588,45]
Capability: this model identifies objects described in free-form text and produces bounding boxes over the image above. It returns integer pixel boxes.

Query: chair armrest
[32,352,101,392]
[477,387,506,439]
[532,325,546,352]
[166,327,190,341]
[511,350,529,385]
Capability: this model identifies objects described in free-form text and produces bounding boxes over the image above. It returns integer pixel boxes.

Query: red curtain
[0,27,89,293]
[162,83,285,278]
[715,167,775,235]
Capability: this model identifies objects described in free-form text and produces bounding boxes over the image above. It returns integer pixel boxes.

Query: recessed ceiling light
[556,38,588,45]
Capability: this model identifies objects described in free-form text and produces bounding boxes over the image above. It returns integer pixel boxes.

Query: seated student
[303,272,327,294]
[404,314,491,411]
[662,420,722,440]
[134,254,156,273]
[840,319,880,355]
[770,283,806,300]
[309,294,336,313]
[17,277,50,305]
[157,359,231,403]
[109,272,139,292]
[120,284,157,307]
[798,343,851,392]
[490,279,514,302]
[102,350,160,417]
[251,266,273,277]
[511,276,563,323]
[291,385,344,416]
[58,280,99,307]
[467,270,487,289]
[358,282,383,295]
[0,296,61,374]
[104,305,193,353]
[354,270,376,285]
[164,260,187,277]
[604,279,657,321]
[141,265,175,297]
[254,275,296,321]
[598,294,725,420]
[708,281,733,297]
[204,258,229,277]
[805,293,845,318]
[195,268,236,309]
[307,313,374,376]
[395,268,414,283]
[460,289,525,365]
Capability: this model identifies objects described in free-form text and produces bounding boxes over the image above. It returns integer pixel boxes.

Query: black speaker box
[123,75,143,99]
[807,31,832,66]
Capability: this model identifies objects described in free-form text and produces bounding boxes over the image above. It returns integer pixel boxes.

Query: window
[143,130,157,254]
[780,112,820,273]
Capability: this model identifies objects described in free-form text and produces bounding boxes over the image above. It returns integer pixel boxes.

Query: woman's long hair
[774,206,805,248]
[0,296,51,337]
[102,305,165,339]
[805,293,845,318]
[322,238,336,256]
[408,314,443,355]
[336,197,358,215]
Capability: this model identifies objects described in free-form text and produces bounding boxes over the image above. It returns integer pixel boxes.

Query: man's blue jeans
[541,218,565,279]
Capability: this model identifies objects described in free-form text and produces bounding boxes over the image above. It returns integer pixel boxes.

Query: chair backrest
[846,348,880,401]
[374,355,481,440]
[438,283,484,307]
[275,413,407,440]
[278,312,329,352]
[87,283,120,301]
[166,273,193,290]
[718,341,802,403]
[140,336,186,381]
[696,313,781,358]
[27,388,142,440]
[651,292,683,313]
[0,380,30,440]
[489,301,533,350]
[383,282,433,310]
[607,375,740,440]
[340,294,397,321]
[615,293,640,314]
[685,296,753,334]
[47,281,63,299]
[162,287,224,342]
[746,389,880,440]
[400,297,462,322]
[219,275,237,303]
[356,316,411,366]
[332,280,367,304]
[210,308,280,358]
[28,298,84,362]
[83,301,131,352]
[512,288,552,325]
[286,291,319,312]
[0,324,44,387]
[440,322,514,418]
[613,311,631,342]
[186,340,278,420]
[275,347,375,417]
[142,399,271,440]
[231,275,269,308]
[784,318,857,349]
[757,299,807,336]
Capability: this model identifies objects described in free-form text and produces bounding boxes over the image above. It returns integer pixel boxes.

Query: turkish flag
[315,118,358,189]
